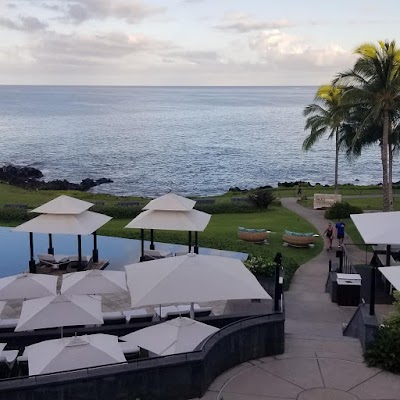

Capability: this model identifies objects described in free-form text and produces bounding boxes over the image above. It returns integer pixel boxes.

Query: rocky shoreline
[0,164,113,191]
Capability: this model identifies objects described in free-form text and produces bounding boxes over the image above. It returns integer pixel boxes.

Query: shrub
[90,205,142,219]
[324,201,363,219]
[244,255,276,277]
[0,208,31,222]
[194,202,256,214]
[247,189,276,210]
[364,291,400,373]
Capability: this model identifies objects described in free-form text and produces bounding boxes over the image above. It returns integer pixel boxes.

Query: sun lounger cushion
[123,309,153,323]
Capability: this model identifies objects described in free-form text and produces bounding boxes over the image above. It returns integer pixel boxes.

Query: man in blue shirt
[335,219,346,246]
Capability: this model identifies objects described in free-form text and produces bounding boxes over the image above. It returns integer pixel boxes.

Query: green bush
[248,189,276,210]
[324,201,363,219]
[194,202,256,214]
[90,205,142,219]
[244,255,276,277]
[0,208,31,222]
[364,291,400,373]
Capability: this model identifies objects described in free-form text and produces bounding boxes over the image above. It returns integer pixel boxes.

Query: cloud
[216,13,292,33]
[30,31,173,66]
[249,29,353,69]
[0,16,48,32]
[56,0,166,24]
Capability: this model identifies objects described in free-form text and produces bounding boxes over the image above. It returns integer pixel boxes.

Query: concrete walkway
[196,198,400,400]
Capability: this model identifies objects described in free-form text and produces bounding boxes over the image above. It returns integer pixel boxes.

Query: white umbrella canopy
[0,273,58,300]
[120,317,219,356]
[143,193,195,211]
[61,270,128,295]
[378,266,400,290]
[0,301,6,316]
[15,294,103,332]
[351,212,400,245]
[31,195,93,215]
[124,253,271,308]
[13,210,112,235]
[26,334,126,376]
[125,209,211,231]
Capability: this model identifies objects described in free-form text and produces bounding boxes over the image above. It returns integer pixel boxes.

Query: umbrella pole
[61,326,63,338]
[29,232,36,274]
[150,229,155,250]
[386,245,391,266]
[92,231,99,263]
[48,234,54,255]
[188,231,192,253]
[194,232,199,254]
[140,229,145,262]
[190,302,195,319]
[159,304,162,321]
[78,235,82,269]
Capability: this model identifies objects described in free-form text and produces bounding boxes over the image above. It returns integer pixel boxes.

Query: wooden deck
[35,259,109,276]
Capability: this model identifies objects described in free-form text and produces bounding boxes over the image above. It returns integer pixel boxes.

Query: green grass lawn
[98,206,323,266]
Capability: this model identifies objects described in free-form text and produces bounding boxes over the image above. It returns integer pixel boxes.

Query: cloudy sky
[0,0,399,85]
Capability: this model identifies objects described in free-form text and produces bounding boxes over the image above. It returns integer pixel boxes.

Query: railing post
[274,252,282,312]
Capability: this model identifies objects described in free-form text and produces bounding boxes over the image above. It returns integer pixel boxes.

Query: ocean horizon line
[0,84,318,89]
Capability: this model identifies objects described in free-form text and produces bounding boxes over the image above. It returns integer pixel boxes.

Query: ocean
[0,86,394,197]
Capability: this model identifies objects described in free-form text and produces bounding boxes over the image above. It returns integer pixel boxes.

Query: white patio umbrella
[26,333,126,376]
[15,294,103,332]
[0,301,6,317]
[378,266,400,290]
[143,193,195,211]
[125,209,210,231]
[61,270,128,295]
[13,211,111,236]
[124,253,271,311]
[125,208,211,258]
[13,208,112,272]
[0,273,58,300]
[351,211,400,245]
[120,317,219,356]
[31,195,93,215]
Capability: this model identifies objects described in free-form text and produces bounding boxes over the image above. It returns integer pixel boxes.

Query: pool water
[0,227,247,278]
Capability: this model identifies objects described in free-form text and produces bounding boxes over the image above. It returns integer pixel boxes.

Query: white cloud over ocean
[0,0,398,85]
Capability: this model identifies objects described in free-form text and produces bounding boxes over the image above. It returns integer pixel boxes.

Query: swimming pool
[0,227,247,277]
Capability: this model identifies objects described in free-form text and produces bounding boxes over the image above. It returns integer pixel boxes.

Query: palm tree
[303,84,344,194]
[334,40,400,211]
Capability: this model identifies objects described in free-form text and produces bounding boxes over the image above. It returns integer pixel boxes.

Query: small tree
[248,189,275,209]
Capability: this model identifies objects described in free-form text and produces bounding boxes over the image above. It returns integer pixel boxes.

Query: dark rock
[0,164,112,192]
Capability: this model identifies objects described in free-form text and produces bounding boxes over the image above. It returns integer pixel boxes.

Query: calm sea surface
[0,86,395,197]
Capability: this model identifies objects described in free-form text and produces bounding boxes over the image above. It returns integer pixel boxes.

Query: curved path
[195,198,400,400]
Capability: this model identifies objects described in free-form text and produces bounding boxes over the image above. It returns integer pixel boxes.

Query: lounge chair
[154,305,180,319]
[102,311,126,325]
[119,342,140,361]
[0,319,19,332]
[123,309,154,323]
[176,304,212,318]
[143,250,173,260]
[38,254,70,270]
[68,255,93,270]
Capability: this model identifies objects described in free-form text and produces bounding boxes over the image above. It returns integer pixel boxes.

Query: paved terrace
[196,198,400,400]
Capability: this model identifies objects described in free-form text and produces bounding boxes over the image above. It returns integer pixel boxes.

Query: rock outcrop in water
[0,164,113,191]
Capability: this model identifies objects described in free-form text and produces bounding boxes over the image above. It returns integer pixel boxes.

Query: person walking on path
[335,218,346,246]
[297,183,302,196]
[324,222,334,251]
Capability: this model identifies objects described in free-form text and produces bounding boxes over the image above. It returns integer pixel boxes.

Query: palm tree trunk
[382,110,390,211]
[334,128,339,194]
[389,142,394,211]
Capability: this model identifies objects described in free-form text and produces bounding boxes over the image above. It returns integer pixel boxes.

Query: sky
[0,0,399,85]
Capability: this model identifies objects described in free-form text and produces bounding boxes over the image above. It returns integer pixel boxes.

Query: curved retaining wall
[0,312,284,400]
